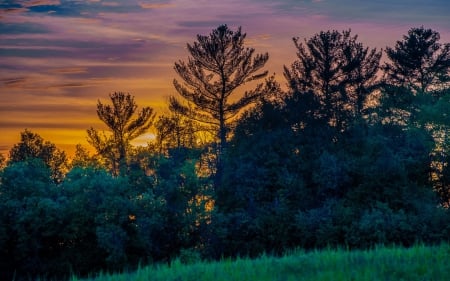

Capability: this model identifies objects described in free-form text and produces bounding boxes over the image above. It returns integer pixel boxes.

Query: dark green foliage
[151,148,213,260]
[0,159,66,279]
[63,168,133,269]
[415,90,450,206]
[439,154,450,206]
[211,27,448,258]
[1,26,450,280]
[0,149,206,280]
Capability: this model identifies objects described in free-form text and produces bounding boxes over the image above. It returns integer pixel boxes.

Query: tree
[284,29,381,134]
[0,153,5,170]
[87,92,155,175]
[416,89,450,206]
[8,129,68,182]
[0,159,67,279]
[380,28,449,204]
[151,151,212,260]
[383,26,450,95]
[70,144,101,169]
[154,109,205,154]
[170,24,270,156]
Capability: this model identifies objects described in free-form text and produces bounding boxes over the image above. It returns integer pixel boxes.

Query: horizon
[1,0,450,157]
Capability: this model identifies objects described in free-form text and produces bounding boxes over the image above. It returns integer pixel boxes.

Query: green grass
[71,243,450,281]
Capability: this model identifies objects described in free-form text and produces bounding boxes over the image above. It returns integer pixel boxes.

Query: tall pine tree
[170,25,270,156]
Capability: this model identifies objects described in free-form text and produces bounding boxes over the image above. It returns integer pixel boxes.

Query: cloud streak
[1,0,449,156]
[139,2,175,9]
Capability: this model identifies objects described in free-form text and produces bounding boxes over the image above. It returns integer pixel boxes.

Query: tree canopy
[284,29,381,135]
[383,26,450,95]
[87,92,155,175]
[170,24,270,153]
[8,129,68,182]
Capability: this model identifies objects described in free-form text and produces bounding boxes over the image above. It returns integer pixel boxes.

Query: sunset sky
[1,0,450,157]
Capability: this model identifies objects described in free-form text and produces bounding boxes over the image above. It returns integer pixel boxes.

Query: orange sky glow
[1,0,450,157]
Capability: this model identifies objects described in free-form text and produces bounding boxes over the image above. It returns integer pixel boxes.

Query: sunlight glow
[1,0,449,156]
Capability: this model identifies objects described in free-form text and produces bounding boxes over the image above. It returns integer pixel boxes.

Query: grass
[71,243,450,281]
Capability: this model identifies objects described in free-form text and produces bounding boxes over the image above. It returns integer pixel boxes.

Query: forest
[0,25,449,280]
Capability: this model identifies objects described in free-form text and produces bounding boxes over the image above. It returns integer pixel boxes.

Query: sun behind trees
[87,92,155,176]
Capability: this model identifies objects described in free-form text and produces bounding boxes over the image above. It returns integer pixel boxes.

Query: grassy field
[71,243,450,281]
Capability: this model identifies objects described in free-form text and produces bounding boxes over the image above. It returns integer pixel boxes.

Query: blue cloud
[0,0,149,17]
[0,22,50,34]
[0,1,21,9]
[253,0,450,28]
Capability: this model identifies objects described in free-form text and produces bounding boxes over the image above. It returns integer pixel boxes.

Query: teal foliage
[151,148,213,260]
[0,159,65,278]
[1,26,449,280]
[0,162,168,280]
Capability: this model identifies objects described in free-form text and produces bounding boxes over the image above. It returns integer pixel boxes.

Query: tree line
[0,25,449,280]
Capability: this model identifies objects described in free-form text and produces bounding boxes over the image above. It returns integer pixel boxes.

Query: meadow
[70,243,450,281]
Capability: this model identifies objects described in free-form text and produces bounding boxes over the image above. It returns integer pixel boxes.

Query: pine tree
[383,26,450,95]
[170,24,270,155]
[284,29,381,134]
[87,92,155,175]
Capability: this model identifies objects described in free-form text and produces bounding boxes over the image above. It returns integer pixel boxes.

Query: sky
[1,0,450,157]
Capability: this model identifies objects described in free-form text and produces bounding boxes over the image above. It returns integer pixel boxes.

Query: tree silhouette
[87,92,155,175]
[155,109,200,154]
[284,30,381,134]
[8,129,68,182]
[170,24,269,155]
[383,26,450,95]
[71,144,101,169]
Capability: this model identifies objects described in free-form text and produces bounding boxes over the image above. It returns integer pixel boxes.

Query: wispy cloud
[19,0,61,7]
[101,1,121,7]
[48,67,88,74]
[1,0,449,156]
[0,22,50,34]
[139,2,175,9]
[0,7,29,16]
[1,77,28,88]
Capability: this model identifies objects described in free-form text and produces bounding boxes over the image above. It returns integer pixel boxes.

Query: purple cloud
[1,0,449,156]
